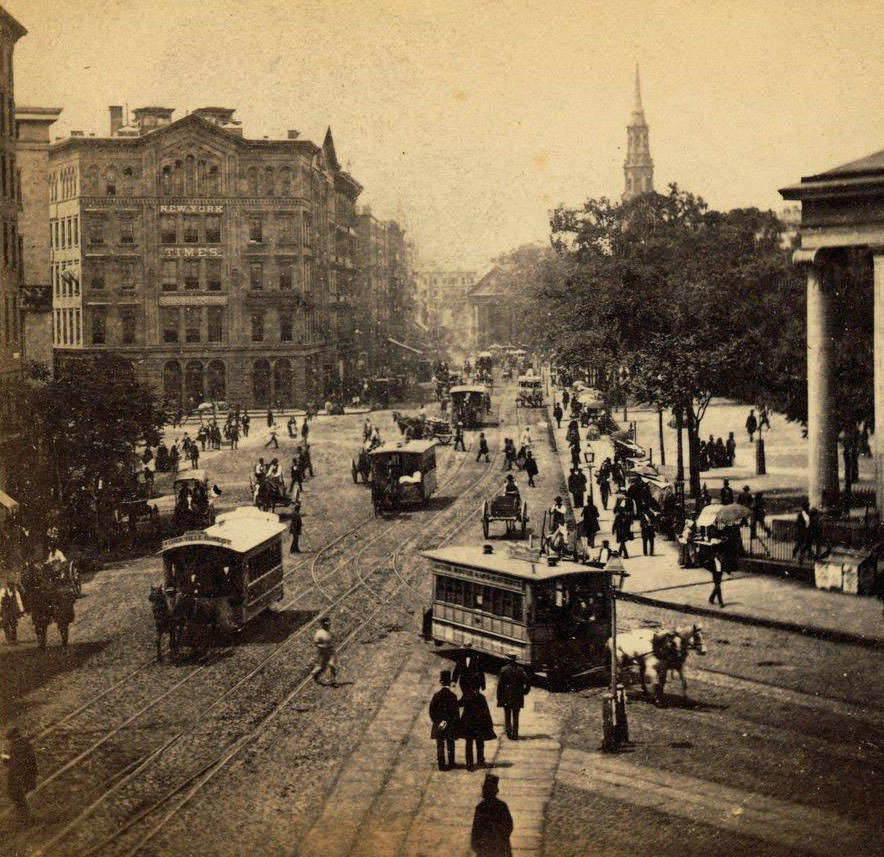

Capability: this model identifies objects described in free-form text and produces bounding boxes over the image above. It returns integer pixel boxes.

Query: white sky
[8,0,884,269]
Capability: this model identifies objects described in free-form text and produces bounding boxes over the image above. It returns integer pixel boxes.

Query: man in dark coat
[471,774,513,857]
[553,402,563,429]
[581,501,600,549]
[429,670,460,770]
[459,687,496,770]
[720,479,734,505]
[496,654,530,740]
[640,511,656,556]
[453,653,486,693]
[524,451,538,487]
[476,432,490,463]
[289,502,302,553]
[736,485,753,509]
[613,509,632,558]
[454,421,466,451]
[746,409,758,442]
[3,727,37,824]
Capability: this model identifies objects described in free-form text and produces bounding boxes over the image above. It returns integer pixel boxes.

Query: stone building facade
[414,268,476,344]
[48,105,361,409]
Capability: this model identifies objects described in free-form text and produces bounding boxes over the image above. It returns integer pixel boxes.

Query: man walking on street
[265,427,279,449]
[311,617,337,685]
[553,402,563,429]
[476,432,490,463]
[3,727,37,825]
[429,670,460,771]
[640,511,656,556]
[242,412,250,437]
[454,421,466,451]
[524,450,538,487]
[471,774,513,857]
[707,551,726,607]
[289,501,302,553]
[189,441,199,470]
[496,653,530,740]
[746,409,758,442]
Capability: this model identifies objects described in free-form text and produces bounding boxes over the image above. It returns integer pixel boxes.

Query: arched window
[246,167,259,197]
[273,359,292,408]
[105,167,117,196]
[184,359,204,407]
[185,155,196,195]
[121,165,134,196]
[252,359,271,407]
[197,159,206,195]
[207,360,226,401]
[207,164,220,195]
[172,160,184,195]
[163,360,182,407]
[160,164,172,196]
[264,166,274,197]
[278,167,292,196]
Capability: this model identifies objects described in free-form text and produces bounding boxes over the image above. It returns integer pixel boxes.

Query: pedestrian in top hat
[496,653,530,740]
[524,450,538,487]
[453,652,486,694]
[459,686,496,770]
[289,501,302,553]
[568,466,587,509]
[3,727,37,825]
[720,478,734,505]
[471,773,513,857]
[429,670,460,770]
[736,485,753,509]
[553,402,563,429]
[580,500,600,549]
[476,432,490,463]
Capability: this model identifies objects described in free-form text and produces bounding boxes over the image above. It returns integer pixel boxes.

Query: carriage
[422,544,614,686]
[449,385,494,430]
[516,375,543,408]
[155,507,287,655]
[18,562,78,648]
[482,492,530,539]
[352,447,372,484]
[368,440,438,515]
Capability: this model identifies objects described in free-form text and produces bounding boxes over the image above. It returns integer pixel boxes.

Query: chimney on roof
[287,129,299,140]
[109,105,123,136]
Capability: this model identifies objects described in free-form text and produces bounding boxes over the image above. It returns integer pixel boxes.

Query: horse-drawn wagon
[482,492,529,539]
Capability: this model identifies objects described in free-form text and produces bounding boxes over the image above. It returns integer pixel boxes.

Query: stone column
[873,252,884,516]
[806,262,839,510]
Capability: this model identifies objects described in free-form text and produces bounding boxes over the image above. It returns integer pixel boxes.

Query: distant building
[48,105,362,408]
[622,64,654,202]
[466,266,520,349]
[17,105,62,371]
[414,268,477,343]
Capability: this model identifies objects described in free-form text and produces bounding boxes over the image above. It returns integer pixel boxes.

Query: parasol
[696,503,751,528]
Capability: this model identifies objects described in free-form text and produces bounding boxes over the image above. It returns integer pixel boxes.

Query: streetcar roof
[367,438,438,457]
[161,506,286,554]
[421,545,610,582]
[517,376,541,384]
[450,385,488,394]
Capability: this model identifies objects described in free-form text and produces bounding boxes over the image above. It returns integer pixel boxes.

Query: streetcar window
[492,589,504,616]
[454,578,465,606]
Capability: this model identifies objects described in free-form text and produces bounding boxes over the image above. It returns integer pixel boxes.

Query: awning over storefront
[388,337,424,355]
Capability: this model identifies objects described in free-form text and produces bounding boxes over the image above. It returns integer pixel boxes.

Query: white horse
[611,624,706,706]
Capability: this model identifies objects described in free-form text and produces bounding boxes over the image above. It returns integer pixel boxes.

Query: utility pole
[657,405,666,467]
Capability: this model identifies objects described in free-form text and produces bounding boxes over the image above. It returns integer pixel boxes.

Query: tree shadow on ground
[0,640,109,723]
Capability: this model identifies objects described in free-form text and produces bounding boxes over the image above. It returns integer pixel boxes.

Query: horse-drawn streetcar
[516,375,543,408]
[422,544,613,685]
[449,385,494,430]
[153,507,286,656]
[368,440,438,515]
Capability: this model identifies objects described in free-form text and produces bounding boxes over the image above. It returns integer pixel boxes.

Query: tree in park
[536,185,802,497]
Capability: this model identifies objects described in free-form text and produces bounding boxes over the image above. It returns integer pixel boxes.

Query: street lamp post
[602,558,629,752]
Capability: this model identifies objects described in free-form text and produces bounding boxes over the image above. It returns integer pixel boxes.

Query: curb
[616,590,884,651]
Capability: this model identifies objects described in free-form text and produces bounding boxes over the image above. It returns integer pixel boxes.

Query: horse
[255,478,289,513]
[148,585,179,660]
[170,592,222,656]
[28,578,76,649]
[611,624,705,706]
[391,412,426,439]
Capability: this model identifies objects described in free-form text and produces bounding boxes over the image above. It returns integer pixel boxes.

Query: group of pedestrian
[699,432,737,471]
[745,407,771,443]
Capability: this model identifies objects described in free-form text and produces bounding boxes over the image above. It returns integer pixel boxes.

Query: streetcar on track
[516,375,543,408]
[422,543,614,685]
[368,439,438,515]
[159,506,286,636]
[450,385,494,430]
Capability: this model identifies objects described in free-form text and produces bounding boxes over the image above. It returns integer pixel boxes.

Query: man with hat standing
[429,670,460,770]
[496,653,530,740]
[2,727,37,825]
[289,501,303,554]
[311,617,337,685]
[549,496,566,531]
[470,773,513,857]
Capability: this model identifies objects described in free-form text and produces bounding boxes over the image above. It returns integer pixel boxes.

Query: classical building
[780,149,884,514]
[622,64,654,202]
[414,268,477,341]
[0,6,26,388]
[466,266,520,350]
[48,105,362,408]
[17,105,62,369]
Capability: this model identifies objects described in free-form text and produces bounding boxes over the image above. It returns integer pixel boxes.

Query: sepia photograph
[0,1,882,855]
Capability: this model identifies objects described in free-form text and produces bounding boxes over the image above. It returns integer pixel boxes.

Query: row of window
[159,306,224,344]
[49,166,78,202]
[53,307,81,346]
[52,261,81,298]
[86,214,136,246]
[434,576,524,621]
[160,213,222,244]
[51,216,80,250]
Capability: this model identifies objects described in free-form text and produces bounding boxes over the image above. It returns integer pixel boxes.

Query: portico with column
[780,150,884,514]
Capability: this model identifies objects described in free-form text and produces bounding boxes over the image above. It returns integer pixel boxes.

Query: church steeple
[623,64,654,201]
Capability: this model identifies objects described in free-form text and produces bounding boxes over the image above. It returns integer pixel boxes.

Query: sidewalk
[546,399,884,649]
